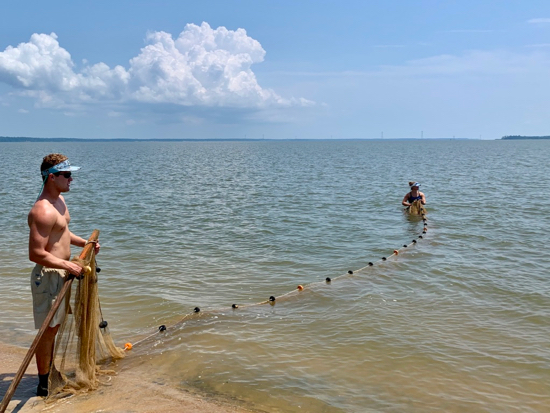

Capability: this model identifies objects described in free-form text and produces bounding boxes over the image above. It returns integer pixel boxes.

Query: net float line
[125,213,428,350]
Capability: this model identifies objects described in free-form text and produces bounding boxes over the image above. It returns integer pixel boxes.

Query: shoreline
[0,342,257,413]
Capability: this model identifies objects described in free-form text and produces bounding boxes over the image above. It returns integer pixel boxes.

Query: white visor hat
[41,160,81,177]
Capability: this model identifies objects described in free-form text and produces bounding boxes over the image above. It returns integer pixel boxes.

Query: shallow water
[1,139,549,412]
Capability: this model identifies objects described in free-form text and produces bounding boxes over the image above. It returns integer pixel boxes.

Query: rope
[125,210,429,350]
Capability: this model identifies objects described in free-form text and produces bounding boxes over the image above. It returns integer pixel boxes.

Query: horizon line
[0,136,483,143]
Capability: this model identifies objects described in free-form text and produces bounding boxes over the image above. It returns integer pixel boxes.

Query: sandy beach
[0,342,256,413]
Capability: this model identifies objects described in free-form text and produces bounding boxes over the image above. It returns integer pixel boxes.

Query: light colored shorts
[31,265,69,329]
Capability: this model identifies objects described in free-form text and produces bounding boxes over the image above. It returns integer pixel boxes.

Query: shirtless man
[28,153,100,396]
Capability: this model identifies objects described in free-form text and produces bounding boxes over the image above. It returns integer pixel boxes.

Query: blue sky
[1,1,550,139]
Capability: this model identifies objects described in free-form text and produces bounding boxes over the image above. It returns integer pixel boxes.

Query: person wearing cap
[402,181,426,208]
[27,153,100,396]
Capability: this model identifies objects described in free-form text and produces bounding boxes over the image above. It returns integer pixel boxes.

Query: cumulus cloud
[0,23,312,111]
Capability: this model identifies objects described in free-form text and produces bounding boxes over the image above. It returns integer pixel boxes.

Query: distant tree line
[0,136,74,142]
[0,136,281,142]
[501,135,550,140]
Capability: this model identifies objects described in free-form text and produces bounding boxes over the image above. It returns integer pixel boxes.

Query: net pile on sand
[46,235,125,401]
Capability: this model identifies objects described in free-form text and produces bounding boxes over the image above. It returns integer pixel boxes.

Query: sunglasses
[54,172,72,178]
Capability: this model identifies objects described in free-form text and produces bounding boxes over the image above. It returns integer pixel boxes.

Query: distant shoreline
[501,135,550,140]
[1,136,476,142]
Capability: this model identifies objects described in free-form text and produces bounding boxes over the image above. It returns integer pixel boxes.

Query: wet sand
[0,342,256,413]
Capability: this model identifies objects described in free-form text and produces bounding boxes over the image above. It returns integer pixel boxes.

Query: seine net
[408,199,426,216]
[46,232,125,401]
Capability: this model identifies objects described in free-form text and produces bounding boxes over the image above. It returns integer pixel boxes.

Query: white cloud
[269,44,550,82]
[373,44,405,48]
[0,23,312,112]
[0,33,73,89]
[528,18,550,23]
[446,29,494,33]
[378,49,550,78]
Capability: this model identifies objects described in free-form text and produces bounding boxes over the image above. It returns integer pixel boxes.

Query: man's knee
[40,325,60,344]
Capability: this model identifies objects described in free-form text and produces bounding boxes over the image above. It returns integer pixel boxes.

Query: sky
[1,0,550,140]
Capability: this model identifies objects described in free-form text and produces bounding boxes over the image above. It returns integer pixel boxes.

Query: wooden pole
[0,230,99,413]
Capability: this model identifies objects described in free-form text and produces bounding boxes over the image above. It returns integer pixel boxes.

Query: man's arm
[70,231,100,254]
[70,232,87,248]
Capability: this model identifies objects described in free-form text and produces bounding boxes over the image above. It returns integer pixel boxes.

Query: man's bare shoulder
[28,199,61,227]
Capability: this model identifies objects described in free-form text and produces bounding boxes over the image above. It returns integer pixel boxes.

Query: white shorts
[31,265,69,329]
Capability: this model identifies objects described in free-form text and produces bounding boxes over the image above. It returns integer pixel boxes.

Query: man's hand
[66,261,84,277]
[85,240,101,255]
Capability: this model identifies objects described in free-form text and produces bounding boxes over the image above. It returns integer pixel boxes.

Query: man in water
[402,181,426,208]
[28,153,100,396]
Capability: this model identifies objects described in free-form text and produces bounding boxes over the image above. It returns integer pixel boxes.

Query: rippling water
[1,139,549,412]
